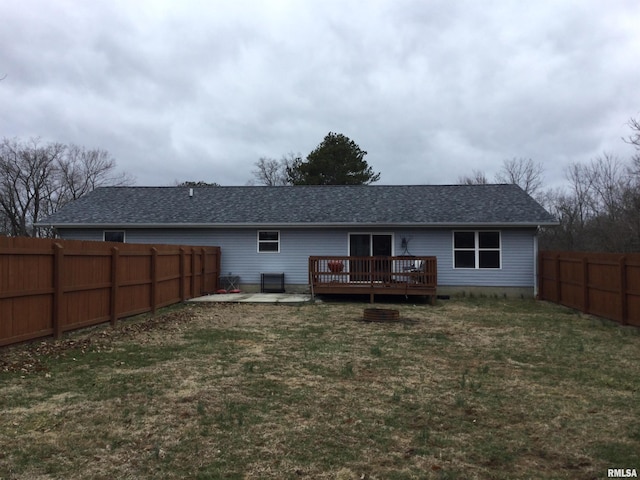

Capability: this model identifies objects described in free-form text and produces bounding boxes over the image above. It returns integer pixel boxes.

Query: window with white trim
[104,230,125,243]
[258,231,280,253]
[453,231,500,269]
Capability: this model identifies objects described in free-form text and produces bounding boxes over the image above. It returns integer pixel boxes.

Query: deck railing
[309,256,437,302]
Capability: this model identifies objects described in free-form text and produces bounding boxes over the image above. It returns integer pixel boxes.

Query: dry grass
[1,297,639,479]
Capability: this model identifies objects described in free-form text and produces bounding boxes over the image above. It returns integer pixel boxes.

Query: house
[39,184,557,298]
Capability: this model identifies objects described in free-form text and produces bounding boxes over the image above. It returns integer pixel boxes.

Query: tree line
[254,122,640,253]
[0,131,378,238]
[0,138,132,237]
[456,118,640,252]
[4,118,640,253]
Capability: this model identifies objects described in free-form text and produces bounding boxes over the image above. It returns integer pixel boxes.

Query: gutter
[38,221,560,230]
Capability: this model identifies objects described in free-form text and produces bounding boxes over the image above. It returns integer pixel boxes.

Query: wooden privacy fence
[0,237,220,347]
[538,251,640,326]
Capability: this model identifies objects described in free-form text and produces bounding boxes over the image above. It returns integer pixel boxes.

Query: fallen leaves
[0,304,205,374]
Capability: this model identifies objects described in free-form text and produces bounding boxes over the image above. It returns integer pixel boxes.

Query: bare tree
[59,145,132,200]
[540,153,639,252]
[0,137,133,237]
[495,158,544,199]
[621,117,640,250]
[252,157,288,186]
[588,153,628,220]
[562,154,627,222]
[0,138,65,236]
[538,187,582,251]
[457,169,489,185]
[624,116,640,150]
[564,161,596,229]
[625,116,640,182]
[540,119,640,252]
[250,152,301,186]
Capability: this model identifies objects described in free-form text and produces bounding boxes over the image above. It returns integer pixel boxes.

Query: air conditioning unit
[261,273,285,293]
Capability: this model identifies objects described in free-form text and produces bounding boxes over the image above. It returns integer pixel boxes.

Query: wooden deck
[309,256,437,303]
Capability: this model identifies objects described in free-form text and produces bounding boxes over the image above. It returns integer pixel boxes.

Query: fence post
[200,248,206,295]
[52,243,64,340]
[179,247,186,302]
[215,247,221,291]
[190,248,197,299]
[537,252,543,300]
[203,248,211,293]
[110,247,119,327]
[620,256,628,325]
[151,247,158,315]
[554,253,561,303]
[582,256,589,315]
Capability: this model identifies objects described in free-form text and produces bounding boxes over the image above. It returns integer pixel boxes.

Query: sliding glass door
[349,234,393,281]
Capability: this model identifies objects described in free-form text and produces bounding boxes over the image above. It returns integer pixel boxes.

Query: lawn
[1,297,639,479]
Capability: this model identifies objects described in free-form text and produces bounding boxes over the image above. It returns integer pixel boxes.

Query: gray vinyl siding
[440,229,534,287]
[57,227,537,288]
[58,227,347,286]
[394,228,535,287]
[223,229,345,286]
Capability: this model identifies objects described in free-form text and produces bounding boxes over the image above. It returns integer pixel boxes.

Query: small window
[258,231,279,253]
[454,231,475,249]
[455,250,476,269]
[453,231,500,269]
[104,231,125,243]
[479,232,500,249]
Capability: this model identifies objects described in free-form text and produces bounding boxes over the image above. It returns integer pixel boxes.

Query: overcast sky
[1,0,639,190]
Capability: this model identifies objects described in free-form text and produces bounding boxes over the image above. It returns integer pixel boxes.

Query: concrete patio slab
[189,293,314,304]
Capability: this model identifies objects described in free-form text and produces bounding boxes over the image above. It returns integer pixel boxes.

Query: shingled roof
[40,184,557,228]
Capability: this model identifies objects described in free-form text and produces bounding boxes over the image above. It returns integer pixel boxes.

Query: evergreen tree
[286,132,380,185]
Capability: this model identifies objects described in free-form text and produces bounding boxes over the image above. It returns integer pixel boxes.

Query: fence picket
[620,255,628,325]
[0,237,220,347]
[110,246,119,327]
[539,251,640,327]
[150,247,158,316]
[53,243,64,340]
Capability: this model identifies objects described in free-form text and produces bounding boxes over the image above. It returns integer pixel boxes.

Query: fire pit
[363,308,400,323]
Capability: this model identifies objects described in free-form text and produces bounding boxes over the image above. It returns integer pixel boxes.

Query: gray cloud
[1,0,639,190]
